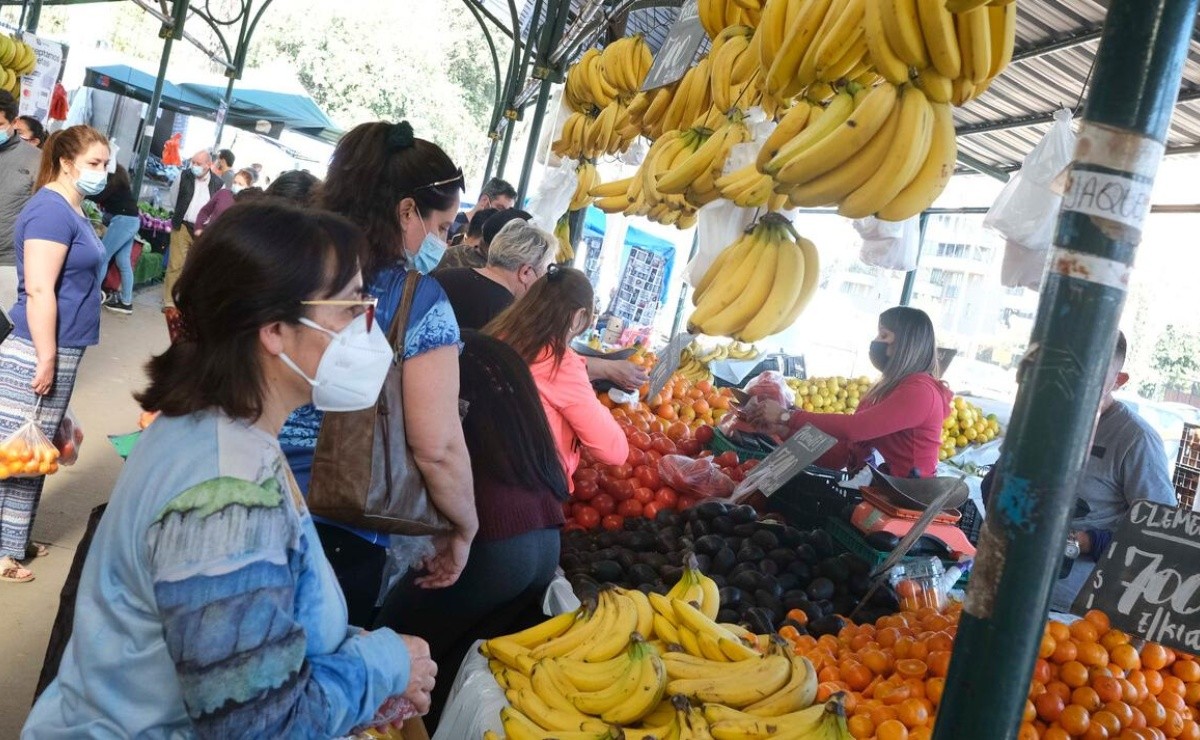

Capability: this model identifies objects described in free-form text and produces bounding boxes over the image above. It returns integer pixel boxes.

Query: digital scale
[849,472,978,558]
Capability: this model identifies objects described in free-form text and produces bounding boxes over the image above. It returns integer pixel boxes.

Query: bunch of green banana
[0,36,37,96]
[699,0,767,39]
[554,214,575,263]
[871,0,1017,105]
[657,115,752,209]
[570,161,600,211]
[689,214,820,342]
[705,693,853,739]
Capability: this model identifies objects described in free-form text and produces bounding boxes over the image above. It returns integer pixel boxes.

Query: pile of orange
[599,373,736,434]
[777,605,1199,740]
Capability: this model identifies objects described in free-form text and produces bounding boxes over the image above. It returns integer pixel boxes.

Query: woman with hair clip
[746,306,953,478]
[374,331,569,730]
[0,125,108,584]
[278,120,476,628]
[485,266,628,484]
[25,201,437,738]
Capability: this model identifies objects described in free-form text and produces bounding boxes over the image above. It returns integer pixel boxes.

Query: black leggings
[314,522,387,630]
[374,526,561,731]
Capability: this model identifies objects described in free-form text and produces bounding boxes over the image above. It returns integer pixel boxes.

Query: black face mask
[869,340,890,371]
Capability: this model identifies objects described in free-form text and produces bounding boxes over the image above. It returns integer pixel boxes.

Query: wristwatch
[1063,533,1081,561]
[778,409,791,424]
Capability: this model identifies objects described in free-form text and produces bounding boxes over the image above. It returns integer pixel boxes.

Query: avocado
[806,577,835,602]
[710,515,735,536]
[695,500,733,519]
[695,534,725,556]
[810,614,847,637]
[712,547,737,576]
[758,559,780,577]
[750,529,780,550]
[731,505,758,524]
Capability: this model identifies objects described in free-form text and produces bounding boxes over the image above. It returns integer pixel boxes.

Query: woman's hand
[32,358,56,395]
[415,530,472,589]
[400,634,437,715]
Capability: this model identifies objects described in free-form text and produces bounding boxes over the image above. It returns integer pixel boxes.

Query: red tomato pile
[564,372,761,531]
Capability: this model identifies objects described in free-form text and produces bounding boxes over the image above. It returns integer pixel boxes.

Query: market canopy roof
[484,0,1200,176]
[82,64,341,142]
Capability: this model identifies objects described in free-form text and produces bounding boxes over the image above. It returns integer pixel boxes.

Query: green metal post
[933,1,1199,738]
[23,0,41,32]
[482,136,500,184]
[516,0,572,204]
[672,231,700,336]
[132,0,187,198]
[898,212,929,306]
[213,76,237,148]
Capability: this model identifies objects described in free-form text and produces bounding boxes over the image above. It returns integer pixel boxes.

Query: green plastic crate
[708,428,772,461]
[826,516,970,589]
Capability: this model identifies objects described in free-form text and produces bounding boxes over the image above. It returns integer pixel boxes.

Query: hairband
[387,121,415,151]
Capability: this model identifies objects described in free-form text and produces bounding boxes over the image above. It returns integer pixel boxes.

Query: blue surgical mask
[231,183,244,195]
[411,221,447,274]
[0,127,9,146]
[75,168,108,196]
[191,164,206,178]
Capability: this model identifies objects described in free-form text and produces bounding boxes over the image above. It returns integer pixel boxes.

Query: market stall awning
[82,64,214,117]
[178,83,342,142]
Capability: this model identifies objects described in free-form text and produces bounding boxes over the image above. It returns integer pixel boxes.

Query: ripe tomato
[611,479,635,502]
[666,421,690,441]
[629,431,652,451]
[642,501,663,519]
[634,486,656,505]
[608,464,632,479]
[601,514,624,531]
[677,439,703,457]
[675,495,698,512]
[635,465,662,490]
[617,499,643,518]
[626,448,647,467]
[592,493,615,517]
[652,437,677,455]
[729,468,747,483]
[574,467,599,484]
[573,479,599,501]
[714,451,739,469]
[742,459,760,471]
[574,505,600,529]
[646,450,663,465]
[562,521,586,533]
[654,487,678,509]
[695,424,715,444]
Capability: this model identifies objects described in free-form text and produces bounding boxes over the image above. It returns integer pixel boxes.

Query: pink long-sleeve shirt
[788,373,953,478]
[528,347,629,487]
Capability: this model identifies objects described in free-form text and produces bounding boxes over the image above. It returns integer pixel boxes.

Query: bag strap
[387,271,422,367]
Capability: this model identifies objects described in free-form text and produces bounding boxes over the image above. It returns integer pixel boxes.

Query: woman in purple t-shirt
[0,125,106,583]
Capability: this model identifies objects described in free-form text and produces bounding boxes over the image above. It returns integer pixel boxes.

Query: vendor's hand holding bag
[307,273,454,536]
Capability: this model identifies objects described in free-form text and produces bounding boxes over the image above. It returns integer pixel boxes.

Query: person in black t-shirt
[447,176,516,244]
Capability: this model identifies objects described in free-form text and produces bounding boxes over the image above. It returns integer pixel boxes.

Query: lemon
[956,435,968,447]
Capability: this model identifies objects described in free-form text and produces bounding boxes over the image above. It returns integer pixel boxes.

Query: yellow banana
[590,176,633,199]
[532,659,595,716]
[657,127,723,194]
[863,0,911,84]
[878,100,957,220]
[585,590,639,662]
[839,84,934,219]
[654,612,683,645]
[737,238,803,343]
[880,0,930,69]
[600,641,668,725]
[697,631,728,662]
[494,667,533,693]
[957,6,992,83]
[719,635,764,661]
[672,592,748,646]
[667,655,792,707]
[695,230,780,338]
[785,101,901,207]
[773,82,899,186]
[484,635,534,674]
[914,67,954,103]
[677,625,704,658]
[697,573,721,621]
[820,30,869,82]
[763,90,855,175]
[919,0,963,79]
[742,656,819,717]
[688,231,766,328]
[944,0,990,11]
[812,0,866,76]
[756,101,813,171]
[775,236,820,328]
[505,691,611,734]
[528,602,601,661]
[988,2,1016,80]
[757,0,791,71]
[765,0,834,98]
[619,587,655,639]
[792,0,851,93]
[692,233,752,304]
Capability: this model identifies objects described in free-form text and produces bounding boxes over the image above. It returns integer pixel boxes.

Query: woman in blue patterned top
[279,121,476,627]
[25,201,438,737]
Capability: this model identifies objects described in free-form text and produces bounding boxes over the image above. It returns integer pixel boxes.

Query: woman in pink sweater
[486,266,628,484]
[748,307,952,478]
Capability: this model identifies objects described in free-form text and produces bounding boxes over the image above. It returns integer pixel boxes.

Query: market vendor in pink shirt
[486,266,628,483]
[745,307,952,478]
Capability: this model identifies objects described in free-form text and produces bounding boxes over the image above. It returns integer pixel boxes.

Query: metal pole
[496,116,517,179]
[899,212,929,306]
[483,136,499,184]
[516,0,572,203]
[672,231,700,336]
[933,0,1199,737]
[213,77,236,149]
[23,0,41,32]
[131,1,186,198]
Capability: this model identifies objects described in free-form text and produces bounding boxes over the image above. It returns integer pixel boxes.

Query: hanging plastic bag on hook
[984,108,1076,250]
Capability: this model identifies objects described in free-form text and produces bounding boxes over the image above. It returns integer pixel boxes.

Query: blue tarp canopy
[82,64,341,142]
[620,225,676,304]
[584,207,606,239]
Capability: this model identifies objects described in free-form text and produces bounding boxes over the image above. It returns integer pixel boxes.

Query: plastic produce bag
[743,370,796,406]
[52,409,83,466]
[688,199,756,287]
[1001,238,1052,291]
[658,454,735,499]
[525,161,577,234]
[855,215,921,271]
[0,408,60,479]
[984,108,1076,250]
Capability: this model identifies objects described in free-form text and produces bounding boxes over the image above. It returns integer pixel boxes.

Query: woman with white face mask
[25,201,438,737]
[0,125,107,584]
[278,120,476,628]
[194,167,258,237]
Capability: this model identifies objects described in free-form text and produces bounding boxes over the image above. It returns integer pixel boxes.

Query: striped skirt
[0,336,85,559]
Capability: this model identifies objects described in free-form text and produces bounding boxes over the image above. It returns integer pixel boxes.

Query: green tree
[1142,324,1200,399]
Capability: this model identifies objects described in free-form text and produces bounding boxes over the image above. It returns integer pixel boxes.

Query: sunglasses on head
[410,168,465,194]
[300,294,379,332]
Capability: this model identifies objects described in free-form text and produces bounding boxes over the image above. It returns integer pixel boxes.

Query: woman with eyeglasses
[485,266,628,487]
[24,201,438,737]
[278,121,476,628]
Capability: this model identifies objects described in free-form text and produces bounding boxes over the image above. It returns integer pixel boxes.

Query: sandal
[26,542,48,559]
[0,556,34,583]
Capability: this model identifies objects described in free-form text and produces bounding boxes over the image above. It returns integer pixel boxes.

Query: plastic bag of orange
[0,406,60,479]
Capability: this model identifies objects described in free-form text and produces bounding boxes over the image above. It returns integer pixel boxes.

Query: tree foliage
[1143,324,1200,398]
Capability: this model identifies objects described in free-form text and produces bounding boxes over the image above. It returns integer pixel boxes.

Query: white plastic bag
[525,161,578,234]
[984,108,1076,249]
[1000,238,1052,291]
[855,216,921,271]
[688,200,756,287]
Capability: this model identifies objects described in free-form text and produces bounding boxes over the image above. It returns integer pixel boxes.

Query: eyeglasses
[410,168,465,194]
[300,294,379,332]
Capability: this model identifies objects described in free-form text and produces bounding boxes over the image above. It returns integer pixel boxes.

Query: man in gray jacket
[0,91,42,308]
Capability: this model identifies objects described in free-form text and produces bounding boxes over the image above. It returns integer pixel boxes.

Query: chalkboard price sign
[1072,501,1200,654]
[641,0,706,92]
[736,424,837,498]
[647,332,696,399]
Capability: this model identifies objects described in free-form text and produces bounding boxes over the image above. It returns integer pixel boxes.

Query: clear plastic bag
[53,408,83,466]
[658,454,735,499]
[856,215,921,271]
[0,410,60,479]
[984,108,1076,250]
[743,370,796,406]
